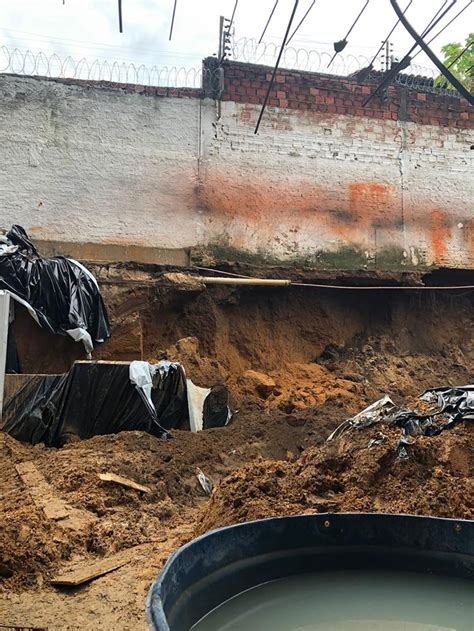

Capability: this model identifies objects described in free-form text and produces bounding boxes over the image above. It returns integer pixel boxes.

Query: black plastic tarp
[2,361,230,446]
[0,225,110,353]
[2,362,183,445]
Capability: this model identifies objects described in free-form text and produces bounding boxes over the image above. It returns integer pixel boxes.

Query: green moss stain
[198,240,432,272]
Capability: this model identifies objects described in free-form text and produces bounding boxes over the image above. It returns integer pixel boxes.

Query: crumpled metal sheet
[327,395,397,441]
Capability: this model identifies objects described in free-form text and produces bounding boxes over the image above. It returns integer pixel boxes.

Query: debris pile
[197,418,473,535]
[328,386,474,442]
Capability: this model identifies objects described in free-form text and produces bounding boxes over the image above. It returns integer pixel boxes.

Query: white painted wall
[203,101,474,268]
[0,75,205,250]
[0,75,473,269]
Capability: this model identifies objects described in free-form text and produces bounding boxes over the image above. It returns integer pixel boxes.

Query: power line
[0,28,205,58]
[229,0,239,33]
[425,0,451,30]
[447,37,474,68]
[117,0,123,33]
[287,0,317,46]
[363,0,458,106]
[0,35,203,61]
[259,0,279,44]
[390,0,474,102]
[255,0,300,134]
[411,0,473,62]
[327,0,370,68]
[169,0,178,40]
[366,0,413,70]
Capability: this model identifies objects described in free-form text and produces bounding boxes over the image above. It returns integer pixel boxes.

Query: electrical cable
[169,0,178,40]
[228,0,239,33]
[390,0,474,102]
[254,0,300,134]
[446,37,474,69]
[327,0,370,68]
[0,28,203,58]
[287,0,317,46]
[118,0,123,33]
[259,0,279,44]
[291,282,474,290]
[194,266,253,278]
[363,0,458,105]
[193,269,474,290]
[366,0,413,70]
[411,0,473,61]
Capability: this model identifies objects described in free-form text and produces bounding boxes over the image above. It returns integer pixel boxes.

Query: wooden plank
[98,472,150,493]
[51,557,128,587]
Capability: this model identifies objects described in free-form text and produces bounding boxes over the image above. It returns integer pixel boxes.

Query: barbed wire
[232,36,372,74]
[0,41,459,96]
[0,45,204,87]
[231,36,459,95]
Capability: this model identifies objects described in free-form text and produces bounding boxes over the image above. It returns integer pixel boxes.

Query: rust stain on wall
[430,209,451,264]
[201,174,327,222]
[328,182,397,244]
[348,182,395,222]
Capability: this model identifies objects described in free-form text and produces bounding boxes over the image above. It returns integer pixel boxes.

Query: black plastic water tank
[146,513,473,630]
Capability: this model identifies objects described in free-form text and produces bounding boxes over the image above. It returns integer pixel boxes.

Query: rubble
[1,276,473,629]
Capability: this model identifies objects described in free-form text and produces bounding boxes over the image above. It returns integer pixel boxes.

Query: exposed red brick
[221,60,470,127]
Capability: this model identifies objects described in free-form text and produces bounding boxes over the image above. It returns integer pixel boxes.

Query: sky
[0,0,472,81]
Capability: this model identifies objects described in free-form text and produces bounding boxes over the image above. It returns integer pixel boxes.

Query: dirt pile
[0,403,340,591]
[197,422,473,535]
[3,281,474,629]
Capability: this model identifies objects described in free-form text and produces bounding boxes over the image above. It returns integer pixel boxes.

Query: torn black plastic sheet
[0,225,110,354]
[129,360,231,433]
[327,386,474,453]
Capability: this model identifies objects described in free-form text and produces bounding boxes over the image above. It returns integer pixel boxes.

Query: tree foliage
[434,32,473,91]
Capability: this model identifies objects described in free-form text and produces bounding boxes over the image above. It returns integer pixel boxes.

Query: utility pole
[218,15,224,59]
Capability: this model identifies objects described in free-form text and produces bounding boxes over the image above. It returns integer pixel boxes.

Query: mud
[1,281,474,629]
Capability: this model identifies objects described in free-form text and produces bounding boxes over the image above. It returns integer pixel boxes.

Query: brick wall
[0,65,473,271]
[200,61,474,270]
[222,61,473,128]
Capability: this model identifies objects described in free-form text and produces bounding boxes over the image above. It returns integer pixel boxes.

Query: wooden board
[98,472,150,493]
[51,557,129,587]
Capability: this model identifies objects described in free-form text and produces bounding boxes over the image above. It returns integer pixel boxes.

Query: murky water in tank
[192,570,473,631]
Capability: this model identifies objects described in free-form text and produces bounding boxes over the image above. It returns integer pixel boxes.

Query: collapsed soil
[2,284,474,629]
[197,423,473,535]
